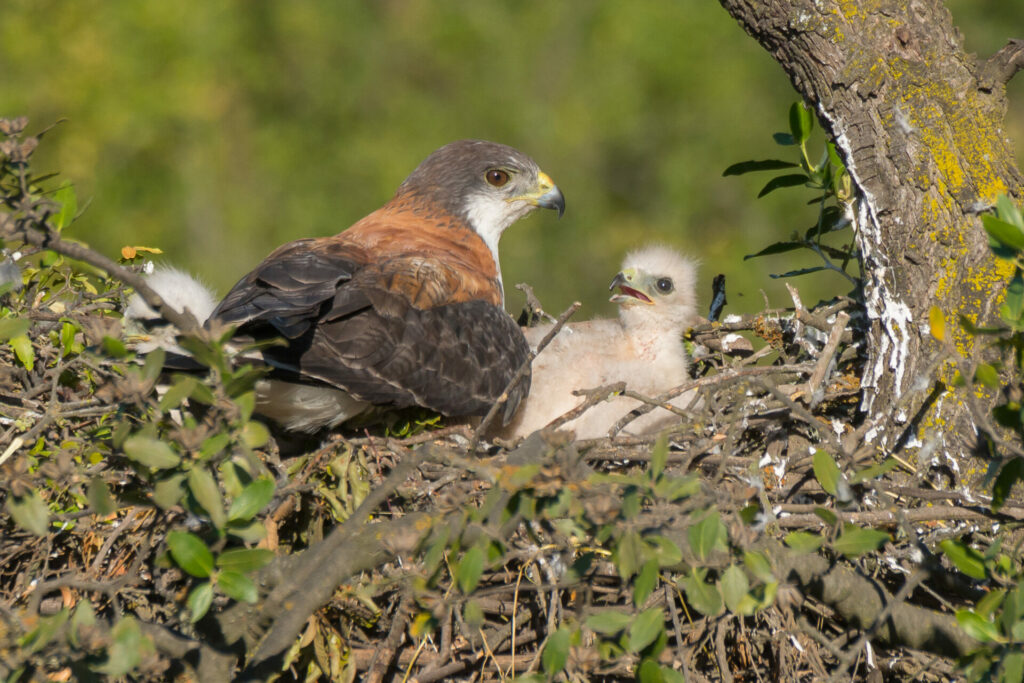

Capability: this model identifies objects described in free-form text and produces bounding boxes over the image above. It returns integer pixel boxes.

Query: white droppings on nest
[773,458,788,482]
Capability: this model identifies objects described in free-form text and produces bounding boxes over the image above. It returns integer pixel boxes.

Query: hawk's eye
[656,278,674,293]
[485,169,510,187]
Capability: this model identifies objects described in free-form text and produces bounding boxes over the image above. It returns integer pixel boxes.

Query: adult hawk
[210,139,565,432]
[498,245,698,440]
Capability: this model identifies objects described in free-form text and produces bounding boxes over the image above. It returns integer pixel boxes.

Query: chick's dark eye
[485,169,510,187]
[656,278,674,293]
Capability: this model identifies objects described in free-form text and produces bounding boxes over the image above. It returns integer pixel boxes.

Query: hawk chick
[499,245,698,440]
[124,266,218,354]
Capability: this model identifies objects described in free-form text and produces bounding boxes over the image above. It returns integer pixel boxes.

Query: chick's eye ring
[485,169,510,187]
[656,278,674,293]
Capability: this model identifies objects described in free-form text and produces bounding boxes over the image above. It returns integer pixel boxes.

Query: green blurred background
[2,0,1021,318]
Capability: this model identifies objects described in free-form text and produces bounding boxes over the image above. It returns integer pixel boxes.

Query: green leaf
[647,535,683,568]
[983,215,1024,253]
[722,159,799,176]
[140,347,166,384]
[542,626,571,676]
[100,335,129,359]
[814,507,838,526]
[720,565,750,614]
[228,478,275,522]
[743,551,774,583]
[772,132,796,146]
[955,609,1004,643]
[1002,269,1024,322]
[241,420,270,449]
[159,376,197,411]
[615,530,644,580]
[188,467,226,528]
[650,433,668,479]
[59,321,79,357]
[939,539,988,580]
[53,180,78,231]
[784,531,824,554]
[974,363,1001,389]
[688,509,723,562]
[757,173,809,198]
[769,266,827,279]
[0,317,30,341]
[95,616,144,676]
[993,457,1024,510]
[789,102,813,144]
[7,490,49,536]
[19,608,69,653]
[628,607,664,653]
[462,599,484,629]
[9,334,34,370]
[975,588,1006,619]
[996,194,1024,228]
[216,570,259,603]
[680,571,723,616]
[216,547,274,574]
[849,457,899,485]
[69,601,97,649]
[199,433,231,460]
[812,450,842,496]
[153,473,187,509]
[86,477,116,516]
[832,524,889,558]
[637,658,664,683]
[123,435,181,469]
[187,582,214,622]
[744,241,806,260]
[586,610,632,636]
[660,666,686,683]
[634,559,659,608]
[456,545,484,594]
[1003,651,1024,683]
[225,519,267,544]
[167,531,215,578]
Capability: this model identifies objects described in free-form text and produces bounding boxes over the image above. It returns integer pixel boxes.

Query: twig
[366,593,412,683]
[805,312,851,405]
[774,504,1024,528]
[980,38,1024,89]
[609,363,815,436]
[18,219,201,334]
[514,282,557,325]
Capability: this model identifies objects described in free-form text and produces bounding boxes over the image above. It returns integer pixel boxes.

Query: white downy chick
[500,245,699,439]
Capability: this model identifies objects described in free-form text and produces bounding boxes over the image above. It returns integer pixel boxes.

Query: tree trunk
[719,0,1024,487]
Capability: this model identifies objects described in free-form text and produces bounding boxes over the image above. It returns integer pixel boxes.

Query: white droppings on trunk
[817,104,914,437]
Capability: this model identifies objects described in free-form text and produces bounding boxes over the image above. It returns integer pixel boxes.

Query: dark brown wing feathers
[210,204,529,422]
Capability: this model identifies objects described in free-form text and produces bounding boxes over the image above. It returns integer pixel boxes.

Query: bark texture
[719,0,1024,485]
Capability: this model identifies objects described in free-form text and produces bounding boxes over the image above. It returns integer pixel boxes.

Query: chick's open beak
[608,269,653,304]
[525,171,566,218]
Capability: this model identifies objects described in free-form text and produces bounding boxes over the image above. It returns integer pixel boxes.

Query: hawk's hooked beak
[515,171,565,218]
[609,269,653,305]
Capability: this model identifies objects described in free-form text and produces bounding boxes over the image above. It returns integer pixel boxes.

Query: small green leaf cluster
[167,530,274,621]
[725,102,860,286]
[939,536,1024,682]
[418,437,782,682]
[783,450,892,558]
[967,197,1024,506]
[942,196,1024,680]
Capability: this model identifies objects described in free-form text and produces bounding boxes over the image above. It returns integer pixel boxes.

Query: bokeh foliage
[1,0,1021,318]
